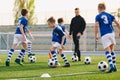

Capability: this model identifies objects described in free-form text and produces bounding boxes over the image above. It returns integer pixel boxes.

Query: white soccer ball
[71,56,78,62]
[98,61,108,71]
[29,56,36,63]
[84,57,91,64]
[48,59,57,68]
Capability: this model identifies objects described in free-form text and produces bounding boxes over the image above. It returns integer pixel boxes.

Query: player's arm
[94,22,99,41]
[19,25,26,41]
[113,20,120,37]
[26,29,34,40]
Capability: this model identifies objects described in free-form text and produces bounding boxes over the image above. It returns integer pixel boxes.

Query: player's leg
[59,49,70,67]
[5,44,18,66]
[101,34,114,73]
[104,46,114,73]
[14,35,26,65]
[50,44,58,65]
[15,48,26,65]
[27,40,35,57]
[72,33,77,57]
[76,36,81,61]
[110,44,117,72]
[5,34,19,66]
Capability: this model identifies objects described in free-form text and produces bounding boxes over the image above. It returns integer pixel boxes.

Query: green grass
[0,54,120,80]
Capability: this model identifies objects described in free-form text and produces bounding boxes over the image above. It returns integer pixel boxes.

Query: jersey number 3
[101,15,109,24]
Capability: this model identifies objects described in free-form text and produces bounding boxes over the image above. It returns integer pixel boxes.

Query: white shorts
[101,32,116,49]
[52,42,62,49]
[13,34,31,44]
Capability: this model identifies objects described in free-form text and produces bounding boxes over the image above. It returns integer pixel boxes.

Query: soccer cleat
[28,53,35,57]
[5,59,10,66]
[15,58,23,65]
[63,63,70,67]
[21,58,25,63]
[78,58,81,61]
[107,68,114,73]
[113,65,117,72]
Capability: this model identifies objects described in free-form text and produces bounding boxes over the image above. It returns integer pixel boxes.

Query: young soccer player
[58,18,69,38]
[5,9,34,66]
[95,3,120,73]
[47,17,70,67]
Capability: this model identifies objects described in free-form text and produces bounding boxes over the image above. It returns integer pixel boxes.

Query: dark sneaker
[107,67,114,73]
[15,58,23,65]
[21,58,25,63]
[78,58,81,61]
[6,59,10,66]
[63,63,70,67]
[113,65,117,72]
[28,53,35,57]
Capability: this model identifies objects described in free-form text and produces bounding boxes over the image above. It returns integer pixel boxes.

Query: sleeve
[57,28,65,37]
[95,15,99,22]
[20,19,26,27]
[79,17,86,34]
[111,15,115,22]
[69,19,73,35]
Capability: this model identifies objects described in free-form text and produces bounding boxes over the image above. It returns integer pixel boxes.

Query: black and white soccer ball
[84,57,91,64]
[98,61,108,71]
[71,56,78,62]
[29,56,36,63]
[48,59,57,68]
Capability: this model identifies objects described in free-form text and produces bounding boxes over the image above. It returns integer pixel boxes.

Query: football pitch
[0,54,120,80]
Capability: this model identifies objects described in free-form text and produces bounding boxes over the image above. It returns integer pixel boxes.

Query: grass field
[0,54,120,80]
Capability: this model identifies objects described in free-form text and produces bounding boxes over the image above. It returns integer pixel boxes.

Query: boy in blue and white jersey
[95,3,120,73]
[47,17,70,67]
[6,9,34,66]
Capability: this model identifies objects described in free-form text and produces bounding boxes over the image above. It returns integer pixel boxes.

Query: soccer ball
[29,56,36,63]
[48,59,57,68]
[98,61,108,71]
[84,57,91,64]
[71,56,78,62]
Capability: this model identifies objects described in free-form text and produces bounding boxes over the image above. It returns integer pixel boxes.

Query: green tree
[13,0,37,25]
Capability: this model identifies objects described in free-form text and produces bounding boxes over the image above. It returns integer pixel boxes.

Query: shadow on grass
[0,62,50,72]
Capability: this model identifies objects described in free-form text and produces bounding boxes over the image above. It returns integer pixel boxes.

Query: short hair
[98,3,106,10]
[75,8,79,10]
[21,9,28,16]
[47,17,56,23]
[58,18,64,23]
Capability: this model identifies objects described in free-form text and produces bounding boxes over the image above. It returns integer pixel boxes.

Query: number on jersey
[101,15,109,24]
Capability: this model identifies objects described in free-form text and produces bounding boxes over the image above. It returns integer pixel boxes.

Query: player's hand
[119,31,120,37]
[68,35,72,39]
[95,37,99,42]
[77,32,81,37]
[61,45,65,50]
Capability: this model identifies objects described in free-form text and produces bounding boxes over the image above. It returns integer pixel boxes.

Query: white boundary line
[8,71,98,80]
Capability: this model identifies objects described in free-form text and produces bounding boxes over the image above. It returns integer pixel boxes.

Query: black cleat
[63,63,70,67]
[107,68,114,73]
[15,58,23,65]
[21,58,25,63]
[113,65,117,72]
[5,59,10,66]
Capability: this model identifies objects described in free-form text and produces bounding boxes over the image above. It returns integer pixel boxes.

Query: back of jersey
[15,17,28,34]
[95,11,115,37]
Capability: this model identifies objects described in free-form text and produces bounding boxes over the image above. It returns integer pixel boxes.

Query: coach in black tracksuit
[69,8,86,61]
